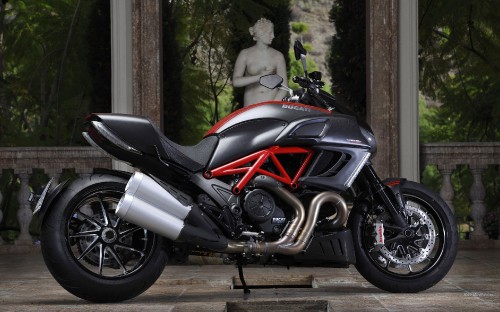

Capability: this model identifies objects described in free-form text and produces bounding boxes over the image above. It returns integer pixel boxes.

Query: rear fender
[34,168,132,228]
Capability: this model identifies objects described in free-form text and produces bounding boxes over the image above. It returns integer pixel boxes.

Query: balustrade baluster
[437,164,455,213]
[15,172,33,245]
[469,164,488,240]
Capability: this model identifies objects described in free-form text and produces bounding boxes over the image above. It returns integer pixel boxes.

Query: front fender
[383,178,407,209]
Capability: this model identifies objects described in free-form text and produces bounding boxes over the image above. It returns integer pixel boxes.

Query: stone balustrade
[1,144,499,246]
[421,142,500,240]
[0,147,111,245]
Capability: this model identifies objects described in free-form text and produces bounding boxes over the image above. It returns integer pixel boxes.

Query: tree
[162,0,235,144]
[419,0,500,222]
[0,0,109,146]
[419,0,500,141]
[328,0,366,119]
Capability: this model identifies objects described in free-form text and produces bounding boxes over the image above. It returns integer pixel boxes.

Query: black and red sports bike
[33,41,457,302]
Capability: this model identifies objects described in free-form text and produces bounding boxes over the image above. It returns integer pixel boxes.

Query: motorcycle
[32,40,458,302]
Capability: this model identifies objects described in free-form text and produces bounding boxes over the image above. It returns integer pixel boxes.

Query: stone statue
[233,18,288,107]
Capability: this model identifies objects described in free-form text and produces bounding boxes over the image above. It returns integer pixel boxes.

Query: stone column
[366,0,399,180]
[398,0,419,182]
[469,164,487,239]
[437,164,455,213]
[111,0,134,173]
[131,0,163,131]
[0,172,4,245]
[15,172,33,245]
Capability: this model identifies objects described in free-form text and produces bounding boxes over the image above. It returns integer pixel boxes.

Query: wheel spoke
[119,226,143,238]
[98,243,104,276]
[77,236,99,261]
[77,210,104,228]
[115,243,145,258]
[106,246,128,275]
[98,197,110,226]
[70,230,99,239]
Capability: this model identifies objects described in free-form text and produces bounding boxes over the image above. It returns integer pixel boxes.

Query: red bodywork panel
[205,101,331,137]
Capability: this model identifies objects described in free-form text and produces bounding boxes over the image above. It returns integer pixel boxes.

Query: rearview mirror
[259,74,283,89]
[293,40,307,61]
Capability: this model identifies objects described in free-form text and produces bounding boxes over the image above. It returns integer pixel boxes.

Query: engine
[243,189,287,237]
[196,187,289,241]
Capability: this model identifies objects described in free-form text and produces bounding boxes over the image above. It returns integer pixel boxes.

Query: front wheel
[349,181,458,292]
[41,174,168,302]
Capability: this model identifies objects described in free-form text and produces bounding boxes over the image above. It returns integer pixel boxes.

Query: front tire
[349,181,458,292]
[41,174,168,302]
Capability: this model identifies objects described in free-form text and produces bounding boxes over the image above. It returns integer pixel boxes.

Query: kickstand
[237,261,251,299]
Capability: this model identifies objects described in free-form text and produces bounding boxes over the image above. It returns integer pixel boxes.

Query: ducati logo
[282,104,311,112]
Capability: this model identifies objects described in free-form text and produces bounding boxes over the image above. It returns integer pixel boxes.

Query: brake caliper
[373,222,385,250]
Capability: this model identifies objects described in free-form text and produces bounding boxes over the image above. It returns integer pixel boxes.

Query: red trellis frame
[205,146,315,194]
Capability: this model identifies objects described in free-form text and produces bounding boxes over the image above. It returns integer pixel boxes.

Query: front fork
[361,165,408,229]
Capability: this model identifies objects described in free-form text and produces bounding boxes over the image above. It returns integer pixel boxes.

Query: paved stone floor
[0,249,499,311]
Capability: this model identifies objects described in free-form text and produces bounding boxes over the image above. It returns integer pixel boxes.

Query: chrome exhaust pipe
[116,172,192,240]
[225,177,348,255]
[116,172,228,251]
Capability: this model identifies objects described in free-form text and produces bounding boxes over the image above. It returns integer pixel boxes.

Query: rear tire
[41,174,168,302]
[349,181,458,292]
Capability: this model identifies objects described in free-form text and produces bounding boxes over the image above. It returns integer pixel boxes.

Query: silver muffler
[116,172,192,240]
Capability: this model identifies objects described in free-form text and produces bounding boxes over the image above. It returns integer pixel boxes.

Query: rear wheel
[349,181,458,292]
[41,174,168,302]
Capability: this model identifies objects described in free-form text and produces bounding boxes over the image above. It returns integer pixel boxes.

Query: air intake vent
[308,151,351,178]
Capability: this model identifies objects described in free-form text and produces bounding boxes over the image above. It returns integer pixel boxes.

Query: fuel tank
[204,101,372,170]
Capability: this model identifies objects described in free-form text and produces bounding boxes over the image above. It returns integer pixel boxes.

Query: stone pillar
[366,0,399,180]
[15,172,33,245]
[111,0,134,173]
[0,172,4,245]
[469,164,487,239]
[398,0,419,182]
[131,0,163,131]
[437,164,455,213]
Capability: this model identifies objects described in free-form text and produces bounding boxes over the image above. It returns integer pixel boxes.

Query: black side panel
[207,119,286,170]
[292,229,356,266]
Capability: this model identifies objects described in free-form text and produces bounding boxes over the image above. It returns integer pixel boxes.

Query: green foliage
[328,0,365,119]
[419,0,500,141]
[291,22,308,34]
[0,0,110,147]
[162,0,238,143]
[419,0,500,223]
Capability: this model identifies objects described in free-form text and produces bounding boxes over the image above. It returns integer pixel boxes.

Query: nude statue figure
[232,18,288,107]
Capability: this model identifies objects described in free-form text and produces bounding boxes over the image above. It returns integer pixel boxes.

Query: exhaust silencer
[116,172,192,240]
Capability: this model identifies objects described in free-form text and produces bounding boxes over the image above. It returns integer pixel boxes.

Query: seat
[157,131,218,172]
